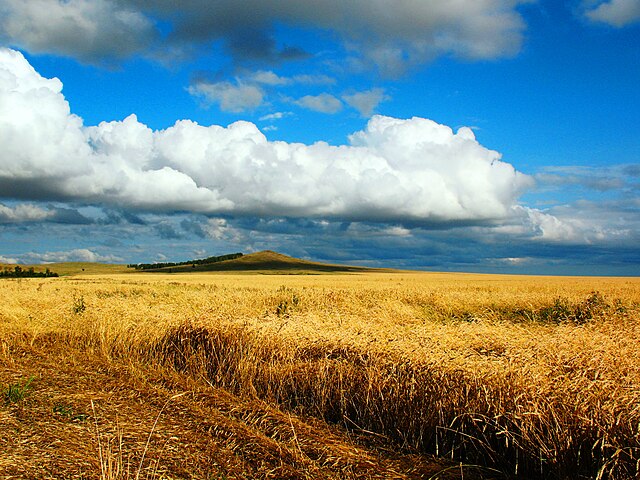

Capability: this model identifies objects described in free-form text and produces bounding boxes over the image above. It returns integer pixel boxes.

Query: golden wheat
[1,272,639,478]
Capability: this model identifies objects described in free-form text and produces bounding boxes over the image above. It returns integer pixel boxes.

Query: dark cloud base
[2,209,638,276]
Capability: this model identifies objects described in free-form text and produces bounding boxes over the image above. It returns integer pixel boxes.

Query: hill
[145,250,384,274]
[1,251,386,277]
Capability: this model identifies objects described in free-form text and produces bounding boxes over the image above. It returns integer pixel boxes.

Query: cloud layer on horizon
[2,205,638,275]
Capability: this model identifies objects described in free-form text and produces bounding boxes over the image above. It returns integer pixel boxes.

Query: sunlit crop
[1,272,638,478]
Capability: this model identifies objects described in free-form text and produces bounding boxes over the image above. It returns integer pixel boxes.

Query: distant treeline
[1,266,59,278]
[128,252,244,271]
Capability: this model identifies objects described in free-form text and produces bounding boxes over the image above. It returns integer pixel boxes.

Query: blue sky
[0,0,639,274]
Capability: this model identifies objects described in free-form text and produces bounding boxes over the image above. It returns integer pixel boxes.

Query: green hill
[145,250,383,274]
[0,251,387,277]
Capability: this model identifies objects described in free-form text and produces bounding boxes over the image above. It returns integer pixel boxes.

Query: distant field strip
[1,273,639,478]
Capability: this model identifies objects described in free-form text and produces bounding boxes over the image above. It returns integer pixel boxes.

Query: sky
[0,0,639,275]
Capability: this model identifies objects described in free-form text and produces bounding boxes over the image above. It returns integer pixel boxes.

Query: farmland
[1,270,639,479]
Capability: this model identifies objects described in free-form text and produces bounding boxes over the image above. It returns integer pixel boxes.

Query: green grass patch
[2,376,35,405]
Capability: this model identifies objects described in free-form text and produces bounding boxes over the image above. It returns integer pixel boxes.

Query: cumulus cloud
[180,217,243,242]
[585,0,640,27]
[0,0,156,63]
[294,93,343,113]
[0,49,91,182]
[0,48,533,225]
[188,79,264,112]
[200,218,244,241]
[520,207,589,243]
[490,204,637,246]
[342,88,389,117]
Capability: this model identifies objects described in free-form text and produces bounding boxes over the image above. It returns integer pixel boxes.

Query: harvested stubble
[1,272,639,478]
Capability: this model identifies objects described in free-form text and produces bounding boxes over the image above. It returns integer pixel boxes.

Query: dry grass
[1,272,639,478]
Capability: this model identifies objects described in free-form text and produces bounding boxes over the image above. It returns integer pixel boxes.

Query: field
[1,271,639,479]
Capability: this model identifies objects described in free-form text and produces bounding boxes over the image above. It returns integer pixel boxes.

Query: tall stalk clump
[155,320,639,479]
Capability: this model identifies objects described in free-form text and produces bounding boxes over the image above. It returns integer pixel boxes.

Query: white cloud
[294,93,343,113]
[0,203,53,222]
[259,111,293,121]
[347,224,412,238]
[251,70,289,86]
[522,207,587,243]
[0,255,18,264]
[201,218,244,242]
[0,0,155,63]
[384,226,412,237]
[189,70,337,114]
[0,49,90,181]
[585,0,640,27]
[504,205,636,245]
[0,48,533,225]
[188,80,264,112]
[498,257,531,265]
[342,88,389,117]
[21,248,122,264]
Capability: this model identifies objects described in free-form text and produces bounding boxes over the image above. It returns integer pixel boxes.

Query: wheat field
[1,272,639,479]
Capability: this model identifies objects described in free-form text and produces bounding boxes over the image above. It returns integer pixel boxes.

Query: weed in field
[572,291,608,323]
[507,291,611,324]
[273,286,300,317]
[72,295,86,314]
[538,297,573,323]
[2,376,34,405]
[53,403,89,422]
[53,404,74,417]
